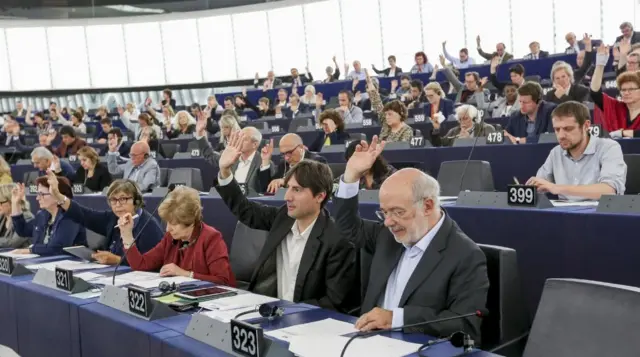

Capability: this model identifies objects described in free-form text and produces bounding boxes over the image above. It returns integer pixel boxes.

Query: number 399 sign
[507,185,537,207]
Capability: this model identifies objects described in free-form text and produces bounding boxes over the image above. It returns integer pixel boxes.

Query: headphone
[158,281,178,293]
[456,105,479,124]
[234,304,285,320]
[108,179,144,209]
[417,331,474,356]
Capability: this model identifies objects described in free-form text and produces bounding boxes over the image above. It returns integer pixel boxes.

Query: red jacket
[125,223,236,286]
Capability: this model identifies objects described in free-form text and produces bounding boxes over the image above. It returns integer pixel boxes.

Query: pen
[513,177,521,185]
[114,214,139,228]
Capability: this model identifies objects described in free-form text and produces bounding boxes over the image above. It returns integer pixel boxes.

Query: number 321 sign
[230,319,264,357]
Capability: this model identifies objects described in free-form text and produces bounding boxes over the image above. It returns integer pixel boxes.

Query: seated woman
[0,157,12,184]
[340,141,396,190]
[124,186,236,286]
[309,109,351,152]
[423,82,455,120]
[70,112,87,135]
[216,115,242,152]
[74,146,112,192]
[53,178,163,265]
[10,175,86,256]
[365,70,413,142]
[591,44,640,138]
[0,184,33,248]
[164,111,196,139]
[430,104,496,147]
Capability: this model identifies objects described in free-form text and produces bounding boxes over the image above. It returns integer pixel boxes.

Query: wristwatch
[56,196,67,206]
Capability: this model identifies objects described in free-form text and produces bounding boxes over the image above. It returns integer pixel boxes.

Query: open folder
[63,246,96,262]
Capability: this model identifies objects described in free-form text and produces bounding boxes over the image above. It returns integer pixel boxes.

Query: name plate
[362,118,373,127]
[507,185,537,207]
[55,267,74,291]
[190,149,201,157]
[72,184,84,194]
[588,124,604,138]
[29,185,37,194]
[414,114,426,123]
[271,125,281,133]
[410,136,426,148]
[69,155,77,162]
[128,286,152,318]
[486,131,504,144]
[230,319,264,357]
[0,256,14,275]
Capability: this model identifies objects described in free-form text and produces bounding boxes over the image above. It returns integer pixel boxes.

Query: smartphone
[175,286,237,300]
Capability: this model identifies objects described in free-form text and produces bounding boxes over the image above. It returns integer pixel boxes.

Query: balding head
[379,168,441,246]
[130,141,150,166]
[279,134,305,165]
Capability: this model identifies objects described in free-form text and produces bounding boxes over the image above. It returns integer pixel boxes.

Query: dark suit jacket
[54,138,87,158]
[372,66,404,77]
[229,152,271,196]
[505,100,557,138]
[254,78,284,89]
[332,195,488,342]
[544,83,590,104]
[74,163,112,192]
[423,98,455,119]
[477,48,514,63]
[309,130,351,152]
[615,32,640,45]
[282,73,314,86]
[192,136,220,170]
[215,178,357,312]
[258,151,328,193]
[100,141,130,158]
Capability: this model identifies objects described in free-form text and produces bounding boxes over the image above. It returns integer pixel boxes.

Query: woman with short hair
[0,184,33,248]
[52,176,163,265]
[430,104,496,147]
[123,186,236,286]
[10,175,86,255]
[309,109,351,152]
[74,146,112,192]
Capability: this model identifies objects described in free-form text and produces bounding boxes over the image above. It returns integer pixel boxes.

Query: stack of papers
[266,318,358,342]
[92,271,196,288]
[288,335,422,357]
[0,253,39,260]
[202,306,262,323]
[551,200,599,207]
[25,260,108,271]
[199,293,278,311]
[130,276,196,289]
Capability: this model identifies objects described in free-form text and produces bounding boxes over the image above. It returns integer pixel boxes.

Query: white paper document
[288,335,422,357]
[25,260,108,271]
[130,276,196,289]
[0,253,39,260]
[92,271,161,287]
[201,306,262,323]
[551,200,599,207]
[73,272,104,281]
[199,293,278,311]
[265,318,358,342]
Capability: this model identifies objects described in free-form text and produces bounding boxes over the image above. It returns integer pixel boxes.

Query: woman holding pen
[46,172,163,265]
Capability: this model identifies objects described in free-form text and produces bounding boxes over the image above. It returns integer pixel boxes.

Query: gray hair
[31,146,53,160]
[620,22,633,30]
[412,171,441,208]
[455,104,479,123]
[551,61,574,84]
[242,126,262,143]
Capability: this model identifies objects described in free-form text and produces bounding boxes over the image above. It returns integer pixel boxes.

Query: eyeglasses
[281,145,301,157]
[108,196,132,205]
[375,208,408,221]
[620,87,640,94]
[36,192,51,198]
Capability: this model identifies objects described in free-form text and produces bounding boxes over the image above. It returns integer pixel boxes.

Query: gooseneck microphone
[234,304,285,320]
[111,183,176,285]
[457,107,487,193]
[340,309,488,357]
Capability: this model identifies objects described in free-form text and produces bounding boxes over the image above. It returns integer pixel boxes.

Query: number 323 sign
[230,319,264,357]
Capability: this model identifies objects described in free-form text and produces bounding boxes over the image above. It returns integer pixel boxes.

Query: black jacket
[309,131,351,152]
[215,178,358,312]
[544,83,590,104]
[74,163,113,192]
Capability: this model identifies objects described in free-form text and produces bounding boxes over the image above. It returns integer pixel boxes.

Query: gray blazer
[0,211,33,248]
[107,154,160,192]
[333,195,489,343]
[442,67,491,105]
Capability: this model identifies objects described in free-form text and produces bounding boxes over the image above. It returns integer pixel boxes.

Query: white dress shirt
[235,152,256,184]
[336,178,446,328]
[217,172,317,301]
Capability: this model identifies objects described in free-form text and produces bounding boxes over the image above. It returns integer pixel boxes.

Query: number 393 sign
[230,319,264,357]
[507,185,537,207]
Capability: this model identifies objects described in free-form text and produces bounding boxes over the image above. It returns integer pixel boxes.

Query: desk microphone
[457,107,487,193]
[111,183,176,286]
[340,309,488,357]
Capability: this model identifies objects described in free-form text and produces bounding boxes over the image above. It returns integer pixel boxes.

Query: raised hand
[439,54,446,67]
[51,155,61,172]
[195,112,206,135]
[476,35,481,47]
[242,88,247,97]
[261,138,274,164]
[11,183,25,205]
[219,130,245,171]
[354,91,362,104]
[343,136,386,183]
[344,63,349,73]
[117,106,124,116]
[364,69,375,92]
[390,80,398,91]
[442,40,447,48]
[582,33,592,51]
[480,77,489,87]
[315,93,324,107]
[108,135,119,152]
[117,213,135,242]
[46,170,62,200]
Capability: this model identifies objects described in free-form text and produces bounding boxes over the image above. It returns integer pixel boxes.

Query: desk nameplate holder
[0,256,32,277]
[456,191,553,209]
[596,195,640,214]
[31,268,92,294]
[98,285,177,321]
[185,313,293,357]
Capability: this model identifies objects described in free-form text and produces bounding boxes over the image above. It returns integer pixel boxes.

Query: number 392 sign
[230,319,264,357]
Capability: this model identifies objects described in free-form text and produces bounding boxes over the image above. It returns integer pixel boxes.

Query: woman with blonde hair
[165,110,196,139]
[124,186,236,285]
[0,157,12,184]
[424,81,455,121]
[216,114,242,151]
[74,146,112,192]
[0,184,33,248]
[300,85,317,106]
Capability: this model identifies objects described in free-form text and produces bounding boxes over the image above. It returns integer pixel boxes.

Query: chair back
[229,221,268,289]
[168,168,204,191]
[437,160,495,196]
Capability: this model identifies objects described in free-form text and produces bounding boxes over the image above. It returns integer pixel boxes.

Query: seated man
[526,101,627,201]
[99,128,130,158]
[31,146,75,182]
[333,136,488,342]
[54,126,87,158]
[259,133,327,193]
[215,130,357,312]
[504,81,556,144]
[96,117,112,144]
[107,141,160,192]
